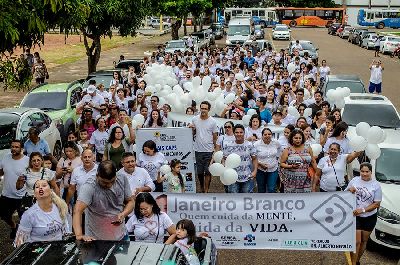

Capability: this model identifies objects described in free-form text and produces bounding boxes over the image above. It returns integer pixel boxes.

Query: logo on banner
[217,235,240,246]
[244,234,256,246]
[310,194,353,236]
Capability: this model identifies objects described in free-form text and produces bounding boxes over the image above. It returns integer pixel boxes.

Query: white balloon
[207,92,218,101]
[202,76,212,90]
[131,120,138,129]
[158,97,166,107]
[365,144,381,160]
[133,114,145,126]
[247,108,257,116]
[287,62,296,74]
[310,144,322,155]
[349,135,368,152]
[326,89,336,102]
[356,122,370,139]
[183,82,193,92]
[192,76,201,88]
[342,87,351,97]
[221,168,239,185]
[160,165,172,175]
[220,175,231,185]
[131,144,137,153]
[224,93,236,104]
[242,114,251,127]
[304,108,312,117]
[225,153,241,169]
[213,151,224,163]
[235,73,244,81]
[213,87,222,96]
[173,85,184,95]
[331,89,342,101]
[379,130,387,144]
[367,126,384,144]
[209,163,225,176]
[288,106,299,118]
[335,98,345,109]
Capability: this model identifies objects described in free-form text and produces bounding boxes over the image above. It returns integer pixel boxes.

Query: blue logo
[244,234,255,242]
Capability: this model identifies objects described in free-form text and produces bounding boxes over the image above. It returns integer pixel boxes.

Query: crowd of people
[0,40,382,265]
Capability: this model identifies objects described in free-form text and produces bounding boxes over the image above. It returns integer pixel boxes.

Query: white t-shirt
[222,141,256,182]
[79,94,105,117]
[89,129,109,154]
[370,65,383,84]
[0,154,29,199]
[345,177,382,217]
[245,127,263,141]
[216,134,235,149]
[137,152,168,181]
[117,167,155,195]
[25,168,56,196]
[317,154,348,191]
[70,164,98,194]
[323,137,352,154]
[126,212,173,243]
[254,139,281,172]
[192,115,219,152]
[17,203,70,243]
[319,66,330,79]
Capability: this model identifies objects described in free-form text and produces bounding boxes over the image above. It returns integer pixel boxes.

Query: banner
[156,192,356,251]
[167,112,285,139]
[136,127,196,193]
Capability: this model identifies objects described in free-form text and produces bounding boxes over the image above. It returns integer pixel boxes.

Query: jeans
[256,169,279,193]
[225,179,255,193]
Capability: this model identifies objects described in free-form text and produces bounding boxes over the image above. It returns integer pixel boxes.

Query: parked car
[182,35,201,52]
[339,26,353,39]
[209,23,225,39]
[361,33,378,49]
[328,23,341,35]
[348,28,368,44]
[84,70,116,90]
[115,59,142,74]
[149,18,171,29]
[254,25,264,39]
[368,143,400,250]
[335,24,345,36]
[1,238,217,265]
[165,40,189,54]
[0,108,62,161]
[342,93,400,145]
[288,40,319,60]
[272,24,291,40]
[202,28,216,45]
[323,75,366,95]
[20,82,83,140]
[356,31,375,47]
[191,31,212,47]
[379,36,400,54]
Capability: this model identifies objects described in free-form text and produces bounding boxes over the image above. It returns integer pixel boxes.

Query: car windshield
[21,92,67,110]
[167,42,185,49]
[375,148,400,183]
[275,27,288,31]
[342,104,400,128]
[0,113,19,149]
[227,25,250,36]
[326,81,365,93]
[300,42,316,51]
[84,76,113,89]
[388,37,400,42]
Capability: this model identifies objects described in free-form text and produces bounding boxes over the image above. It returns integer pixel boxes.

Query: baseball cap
[87,85,96,94]
[273,109,282,115]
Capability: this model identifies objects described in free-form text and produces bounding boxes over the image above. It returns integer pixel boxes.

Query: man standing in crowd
[222,124,257,193]
[73,160,134,241]
[24,127,51,157]
[117,152,155,196]
[308,90,323,118]
[0,140,29,239]
[369,59,384,94]
[77,85,105,118]
[190,101,218,193]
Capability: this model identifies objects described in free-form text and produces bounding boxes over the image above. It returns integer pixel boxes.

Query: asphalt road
[1,27,399,264]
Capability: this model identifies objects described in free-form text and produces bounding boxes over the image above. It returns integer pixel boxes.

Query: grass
[43,35,142,67]
[391,32,400,36]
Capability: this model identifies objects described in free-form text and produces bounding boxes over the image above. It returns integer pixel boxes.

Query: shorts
[195,151,213,176]
[368,82,382,93]
[0,196,22,223]
[356,213,377,232]
[375,46,380,51]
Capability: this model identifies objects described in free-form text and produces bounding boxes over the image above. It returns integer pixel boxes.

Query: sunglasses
[224,126,232,129]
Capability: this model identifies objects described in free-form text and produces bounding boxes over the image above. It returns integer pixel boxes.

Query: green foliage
[0,57,33,91]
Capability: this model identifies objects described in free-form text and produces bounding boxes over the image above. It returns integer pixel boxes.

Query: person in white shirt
[89,117,109,162]
[368,60,384,94]
[346,162,382,265]
[118,152,155,197]
[77,85,106,118]
[318,59,330,84]
[14,179,69,247]
[0,139,29,239]
[292,40,303,51]
[189,101,218,193]
[66,149,97,206]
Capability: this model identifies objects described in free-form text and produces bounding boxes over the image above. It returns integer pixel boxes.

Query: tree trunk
[183,15,188,36]
[171,19,182,40]
[82,30,101,74]
[200,15,203,31]
[193,16,197,32]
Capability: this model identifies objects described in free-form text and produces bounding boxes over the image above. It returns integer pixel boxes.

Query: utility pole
[369,0,371,9]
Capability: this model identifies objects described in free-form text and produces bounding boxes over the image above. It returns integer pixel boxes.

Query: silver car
[339,26,353,39]
[288,40,319,61]
[361,33,378,49]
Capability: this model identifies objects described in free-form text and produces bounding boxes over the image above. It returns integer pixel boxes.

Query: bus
[223,8,278,27]
[357,9,400,29]
[275,7,345,27]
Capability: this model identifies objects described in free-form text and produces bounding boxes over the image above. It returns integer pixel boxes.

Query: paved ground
[1,27,400,264]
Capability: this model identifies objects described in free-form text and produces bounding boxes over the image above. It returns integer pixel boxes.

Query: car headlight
[378,207,400,224]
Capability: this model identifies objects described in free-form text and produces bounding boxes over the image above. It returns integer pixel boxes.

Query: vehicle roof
[0,107,40,116]
[87,69,115,77]
[344,93,392,105]
[168,40,185,43]
[228,18,251,24]
[327,75,362,81]
[29,83,72,93]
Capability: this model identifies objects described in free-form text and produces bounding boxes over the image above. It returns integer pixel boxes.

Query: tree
[158,0,188,40]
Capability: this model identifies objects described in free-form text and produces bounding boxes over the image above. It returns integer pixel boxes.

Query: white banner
[157,192,356,251]
[167,112,285,139]
[136,127,196,193]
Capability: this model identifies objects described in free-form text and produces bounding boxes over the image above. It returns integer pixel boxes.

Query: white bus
[223,7,278,27]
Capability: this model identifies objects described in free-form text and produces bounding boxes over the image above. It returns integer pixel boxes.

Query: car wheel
[289,20,297,27]
[377,22,385,29]
[53,141,62,160]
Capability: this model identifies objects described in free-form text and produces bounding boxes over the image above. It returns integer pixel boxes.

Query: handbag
[295,148,315,180]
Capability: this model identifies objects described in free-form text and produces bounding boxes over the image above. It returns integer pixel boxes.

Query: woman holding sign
[346,162,382,265]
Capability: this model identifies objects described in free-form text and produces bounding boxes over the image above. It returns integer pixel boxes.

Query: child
[78,129,90,150]
[159,159,185,193]
[67,131,83,154]
[165,219,200,265]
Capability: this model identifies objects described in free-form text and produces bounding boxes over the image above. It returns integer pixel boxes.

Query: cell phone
[253,134,257,138]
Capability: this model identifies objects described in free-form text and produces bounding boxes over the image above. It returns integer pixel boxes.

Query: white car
[341,93,400,145]
[272,24,291,40]
[368,143,400,250]
[361,33,378,49]
[0,108,62,161]
[379,36,400,54]
[164,40,188,54]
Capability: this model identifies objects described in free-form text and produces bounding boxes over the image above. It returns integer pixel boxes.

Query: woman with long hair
[311,110,326,143]
[160,159,185,193]
[144,109,165,128]
[14,179,69,247]
[126,192,175,243]
[245,114,263,142]
[323,121,351,155]
[330,108,342,125]
[102,126,130,169]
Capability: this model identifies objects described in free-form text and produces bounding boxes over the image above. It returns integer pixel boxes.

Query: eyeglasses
[224,126,232,129]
